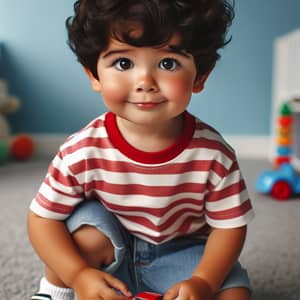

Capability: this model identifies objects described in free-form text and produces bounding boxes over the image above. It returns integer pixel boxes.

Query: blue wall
[0,0,299,135]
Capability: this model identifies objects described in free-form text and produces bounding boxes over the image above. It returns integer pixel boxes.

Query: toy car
[255,163,300,200]
[133,292,163,300]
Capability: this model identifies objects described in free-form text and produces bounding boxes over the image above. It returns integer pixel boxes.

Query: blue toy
[255,163,300,200]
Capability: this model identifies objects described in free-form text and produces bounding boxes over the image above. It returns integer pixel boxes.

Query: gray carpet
[0,158,299,300]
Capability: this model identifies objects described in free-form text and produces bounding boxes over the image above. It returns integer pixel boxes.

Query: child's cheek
[162,75,194,100]
[102,79,129,103]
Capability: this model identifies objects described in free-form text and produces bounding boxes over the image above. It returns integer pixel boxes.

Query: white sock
[38,277,75,300]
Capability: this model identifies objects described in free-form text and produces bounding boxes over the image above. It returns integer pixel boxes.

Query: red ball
[11,135,35,160]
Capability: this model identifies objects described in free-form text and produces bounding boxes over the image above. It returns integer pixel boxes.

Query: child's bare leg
[214,287,251,300]
[45,224,115,287]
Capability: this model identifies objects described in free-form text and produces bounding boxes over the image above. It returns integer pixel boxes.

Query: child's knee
[71,225,115,268]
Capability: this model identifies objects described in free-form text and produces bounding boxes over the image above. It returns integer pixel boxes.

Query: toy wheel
[271,180,292,200]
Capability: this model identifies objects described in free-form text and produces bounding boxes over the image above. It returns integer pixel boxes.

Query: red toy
[133,292,163,300]
[10,134,35,160]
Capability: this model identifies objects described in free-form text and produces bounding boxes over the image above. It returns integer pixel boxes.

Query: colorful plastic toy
[255,100,300,200]
[274,102,293,168]
[255,163,300,200]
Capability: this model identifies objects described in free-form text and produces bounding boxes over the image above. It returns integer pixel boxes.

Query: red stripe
[206,199,252,220]
[35,193,75,215]
[44,178,82,199]
[188,138,235,161]
[48,165,80,187]
[206,181,215,191]
[57,151,63,160]
[209,160,229,178]
[196,121,220,134]
[85,118,105,129]
[122,208,202,232]
[61,118,105,145]
[69,158,228,176]
[102,197,204,217]
[85,181,206,196]
[206,180,246,202]
[62,137,113,156]
[129,216,207,243]
[72,118,105,134]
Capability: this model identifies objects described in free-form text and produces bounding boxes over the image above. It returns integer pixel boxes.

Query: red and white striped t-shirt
[30,111,254,244]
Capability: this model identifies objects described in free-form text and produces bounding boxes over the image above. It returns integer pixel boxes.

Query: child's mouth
[136,102,160,109]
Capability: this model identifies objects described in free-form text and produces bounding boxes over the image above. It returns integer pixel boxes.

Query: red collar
[105,111,195,164]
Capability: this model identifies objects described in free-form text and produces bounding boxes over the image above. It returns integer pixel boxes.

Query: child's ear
[83,67,102,92]
[192,69,212,93]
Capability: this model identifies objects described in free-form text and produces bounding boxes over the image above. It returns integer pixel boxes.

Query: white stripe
[32,133,270,160]
[205,189,249,212]
[117,211,201,237]
[212,169,244,191]
[207,170,222,186]
[62,147,128,165]
[99,191,204,208]
[75,169,213,186]
[111,202,203,226]
[30,200,67,220]
[46,174,82,195]
[51,155,72,177]
[61,145,233,169]
[188,218,207,232]
[61,125,108,151]
[195,127,233,151]
[118,218,207,244]
[39,182,82,205]
[206,209,255,228]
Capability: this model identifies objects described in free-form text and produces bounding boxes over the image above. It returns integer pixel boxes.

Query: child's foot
[32,277,74,300]
[31,293,52,300]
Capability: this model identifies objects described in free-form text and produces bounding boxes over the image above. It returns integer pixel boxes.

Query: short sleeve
[204,159,254,228]
[30,150,84,220]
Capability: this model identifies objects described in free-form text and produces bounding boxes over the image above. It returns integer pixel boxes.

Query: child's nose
[135,72,159,93]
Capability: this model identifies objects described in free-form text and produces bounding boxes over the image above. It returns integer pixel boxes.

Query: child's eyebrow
[166,45,191,58]
[101,45,191,59]
[102,49,131,59]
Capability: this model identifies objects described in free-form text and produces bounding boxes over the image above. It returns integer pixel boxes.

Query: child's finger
[177,288,190,300]
[103,287,131,300]
[104,273,132,297]
[163,283,180,300]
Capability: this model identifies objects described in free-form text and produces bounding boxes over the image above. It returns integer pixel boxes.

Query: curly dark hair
[66,0,234,79]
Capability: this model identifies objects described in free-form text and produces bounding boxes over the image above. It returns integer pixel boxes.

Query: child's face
[86,32,206,127]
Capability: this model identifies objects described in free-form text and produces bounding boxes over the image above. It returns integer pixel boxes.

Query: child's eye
[113,58,133,71]
[159,58,180,71]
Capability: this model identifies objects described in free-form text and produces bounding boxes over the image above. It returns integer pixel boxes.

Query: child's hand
[71,267,132,300]
[163,276,213,300]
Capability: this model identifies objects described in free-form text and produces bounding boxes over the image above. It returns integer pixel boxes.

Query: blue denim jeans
[66,200,251,295]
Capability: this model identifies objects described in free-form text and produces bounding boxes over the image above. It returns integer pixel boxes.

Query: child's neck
[116,114,184,152]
